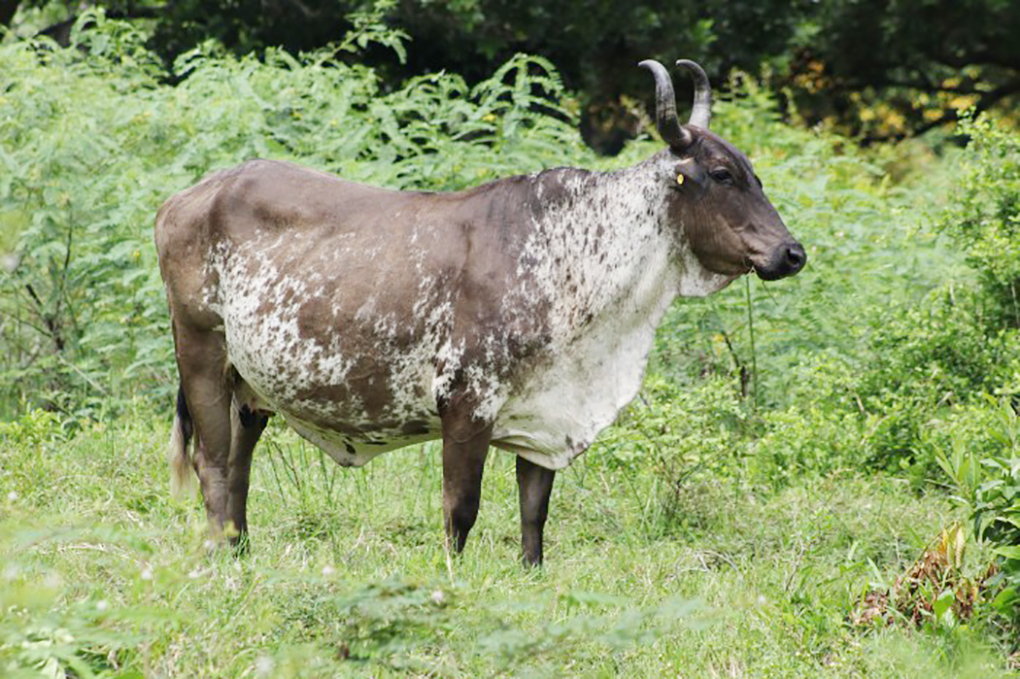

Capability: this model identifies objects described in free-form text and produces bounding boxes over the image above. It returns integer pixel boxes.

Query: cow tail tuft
[169,384,197,498]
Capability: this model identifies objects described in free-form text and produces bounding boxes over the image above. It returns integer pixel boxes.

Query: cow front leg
[440,414,493,554]
[516,455,555,566]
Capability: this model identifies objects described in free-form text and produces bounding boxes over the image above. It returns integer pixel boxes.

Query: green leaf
[992,545,1020,560]
[991,586,1018,614]
[932,588,955,624]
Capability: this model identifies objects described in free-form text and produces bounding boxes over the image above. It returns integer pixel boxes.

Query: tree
[6,0,1019,147]
[786,0,1020,141]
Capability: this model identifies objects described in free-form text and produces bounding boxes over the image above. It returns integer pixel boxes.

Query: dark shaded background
[5,0,1019,151]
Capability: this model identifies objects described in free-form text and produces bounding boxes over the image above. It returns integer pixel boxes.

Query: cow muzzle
[753,241,806,281]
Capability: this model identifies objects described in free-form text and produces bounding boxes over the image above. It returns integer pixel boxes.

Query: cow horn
[676,59,712,129]
[638,59,692,150]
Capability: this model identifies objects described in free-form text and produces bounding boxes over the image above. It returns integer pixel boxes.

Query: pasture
[1,413,1000,676]
[2,9,1019,677]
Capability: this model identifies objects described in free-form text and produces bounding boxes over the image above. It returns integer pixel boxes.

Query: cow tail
[169,384,197,498]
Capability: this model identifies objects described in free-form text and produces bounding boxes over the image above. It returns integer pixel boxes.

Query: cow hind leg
[516,456,555,566]
[227,402,268,550]
[440,411,493,555]
[174,327,234,541]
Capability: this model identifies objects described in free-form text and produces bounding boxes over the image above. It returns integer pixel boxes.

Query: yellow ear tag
[676,174,685,185]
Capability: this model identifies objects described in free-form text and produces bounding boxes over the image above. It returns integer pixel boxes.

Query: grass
[1,407,1010,677]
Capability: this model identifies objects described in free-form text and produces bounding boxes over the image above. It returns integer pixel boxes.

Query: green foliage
[642,77,976,485]
[852,287,1019,478]
[594,376,748,479]
[935,398,1020,635]
[750,401,865,486]
[0,13,593,419]
[589,375,750,535]
[971,402,1020,629]
[8,0,1020,147]
[0,15,170,419]
[0,526,178,678]
[923,113,1020,637]
[305,577,455,668]
[942,112,1020,330]
[335,0,408,65]
[476,592,700,671]
[0,407,64,445]
[785,0,1020,140]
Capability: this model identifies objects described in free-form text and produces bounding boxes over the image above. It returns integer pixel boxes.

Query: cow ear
[674,158,707,196]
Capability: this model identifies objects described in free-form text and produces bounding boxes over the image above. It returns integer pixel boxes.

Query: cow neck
[524,152,724,343]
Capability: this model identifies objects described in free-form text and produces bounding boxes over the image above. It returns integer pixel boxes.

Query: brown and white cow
[155,59,804,565]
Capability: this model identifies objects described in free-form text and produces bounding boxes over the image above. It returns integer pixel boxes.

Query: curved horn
[638,59,692,149]
[676,59,712,129]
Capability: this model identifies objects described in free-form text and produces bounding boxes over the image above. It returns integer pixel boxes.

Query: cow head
[640,59,806,281]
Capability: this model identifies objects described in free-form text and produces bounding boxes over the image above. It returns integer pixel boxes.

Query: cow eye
[710,168,735,185]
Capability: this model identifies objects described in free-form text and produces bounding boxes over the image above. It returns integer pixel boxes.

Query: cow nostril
[785,243,806,271]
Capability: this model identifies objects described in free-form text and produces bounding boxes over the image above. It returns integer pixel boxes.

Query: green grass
[1,408,1010,677]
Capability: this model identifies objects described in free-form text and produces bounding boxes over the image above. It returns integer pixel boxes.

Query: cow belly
[282,413,442,466]
[223,310,444,465]
[220,270,662,471]
[235,363,445,468]
[228,339,444,466]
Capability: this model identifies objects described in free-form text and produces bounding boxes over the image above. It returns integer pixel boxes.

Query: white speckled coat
[157,150,739,471]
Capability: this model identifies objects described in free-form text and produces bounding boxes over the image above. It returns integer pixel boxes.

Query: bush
[972,422,1020,633]
[587,374,751,532]
[0,12,594,420]
[941,112,1020,331]
[930,113,1020,639]
[750,403,865,486]
[936,398,1020,637]
[852,285,1020,476]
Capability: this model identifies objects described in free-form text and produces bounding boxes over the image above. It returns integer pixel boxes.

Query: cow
[155,59,805,566]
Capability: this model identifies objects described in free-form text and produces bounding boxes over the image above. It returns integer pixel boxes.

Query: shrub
[970,401,1020,634]
[0,12,594,420]
[852,285,1020,476]
[935,398,1020,637]
[587,374,752,533]
[932,113,1020,637]
[941,112,1020,331]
